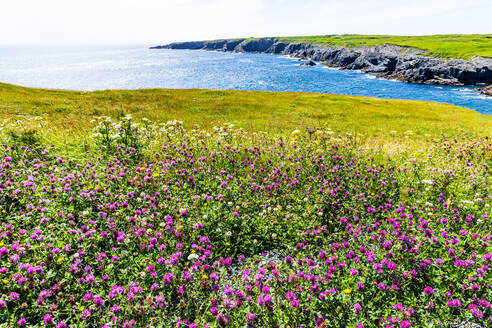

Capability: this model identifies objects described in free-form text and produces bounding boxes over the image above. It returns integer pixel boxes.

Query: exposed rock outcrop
[151,38,492,86]
[300,60,316,66]
[480,85,492,96]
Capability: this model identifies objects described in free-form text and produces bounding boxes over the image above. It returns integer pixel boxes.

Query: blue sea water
[0,45,491,114]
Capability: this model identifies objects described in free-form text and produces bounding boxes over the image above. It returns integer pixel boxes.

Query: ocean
[0,45,490,113]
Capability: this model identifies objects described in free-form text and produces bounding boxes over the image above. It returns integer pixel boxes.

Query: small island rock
[301,60,316,66]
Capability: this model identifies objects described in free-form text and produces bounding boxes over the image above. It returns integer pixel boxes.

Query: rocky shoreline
[151,38,492,93]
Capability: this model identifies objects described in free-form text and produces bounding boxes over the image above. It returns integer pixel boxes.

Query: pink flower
[447,299,462,308]
[285,291,296,301]
[0,247,8,258]
[162,273,174,284]
[400,320,412,328]
[94,296,104,307]
[246,313,255,323]
[9,292,20,301]
[43,314,53,324]
[83,292,94,302]
[217,313,230,326]
[394,303,404,312]
[471,309,483,319]
[211,306,218,315]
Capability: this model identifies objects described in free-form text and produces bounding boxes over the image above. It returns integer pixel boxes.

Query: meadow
[263,34,492,60]
[0,83,491,327]
[1,83,490,148]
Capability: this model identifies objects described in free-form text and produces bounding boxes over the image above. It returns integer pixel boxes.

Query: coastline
[151,38,492,94]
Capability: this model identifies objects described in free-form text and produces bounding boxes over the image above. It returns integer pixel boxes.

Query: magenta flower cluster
[0,126,490,327]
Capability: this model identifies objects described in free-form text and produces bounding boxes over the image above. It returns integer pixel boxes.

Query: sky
[1,0,491,45]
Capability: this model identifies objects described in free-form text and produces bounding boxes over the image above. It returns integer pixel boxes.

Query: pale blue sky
[1,0,491,45]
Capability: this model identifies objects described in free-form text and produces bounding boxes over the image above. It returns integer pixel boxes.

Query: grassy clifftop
[248,34,492,60]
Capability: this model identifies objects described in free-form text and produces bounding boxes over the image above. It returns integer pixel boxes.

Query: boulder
[300,60,316,66]
[480,85,492,96]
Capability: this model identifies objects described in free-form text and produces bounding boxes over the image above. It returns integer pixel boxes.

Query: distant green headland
[273,34,492,60]
[203,34,492,60]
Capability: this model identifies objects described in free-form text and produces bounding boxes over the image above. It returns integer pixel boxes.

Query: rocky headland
[151,38,492,92]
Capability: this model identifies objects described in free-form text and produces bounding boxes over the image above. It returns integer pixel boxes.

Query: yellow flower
[225,242,230,246]
[3,279,8,284]
[344,289,352,294]
[202,274,208,279]
[57,257,64,263]
[153,173,159,177]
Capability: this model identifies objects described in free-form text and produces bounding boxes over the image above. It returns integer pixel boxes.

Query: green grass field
[249,34,492,59]
[1,82,490,159]
[1,82,490,140]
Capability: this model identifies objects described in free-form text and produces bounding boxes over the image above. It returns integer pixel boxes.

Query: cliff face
[151,38,492,87]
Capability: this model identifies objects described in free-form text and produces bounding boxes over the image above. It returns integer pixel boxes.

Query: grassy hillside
[266,34,492,59]
[1,83,490,147]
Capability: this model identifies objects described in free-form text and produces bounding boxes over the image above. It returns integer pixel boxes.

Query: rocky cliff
[151,38,492,87]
